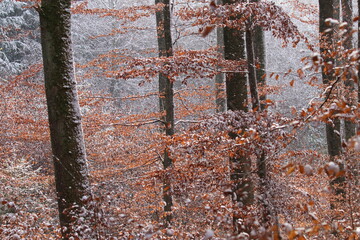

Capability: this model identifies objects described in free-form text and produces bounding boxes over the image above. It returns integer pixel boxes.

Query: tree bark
[215,0,226,113]
[342,0,356,140]
[224,24,248,111]
[223,0,253,233]
[319,0,345,213]
[245,29,260,110]
[246,15,275,231]
[155,0,174,226]
[38,0,96,239]
[318,0,342,157]
[252,0,267,110]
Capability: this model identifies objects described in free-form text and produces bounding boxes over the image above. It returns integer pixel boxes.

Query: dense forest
[0,0,359,239]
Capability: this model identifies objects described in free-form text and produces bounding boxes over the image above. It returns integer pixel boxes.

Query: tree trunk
[342,0,356,140]
[318,0,342,157]
[155,0,174,226]
[38,1,96,239]
[224,24,248,111]
[215,0,226,113]
[319,0,345,213]
[223,0,253,233]
[245,29,260,110]
[252,0,267,110]
[249,0,267,184]
[246,19,275,232]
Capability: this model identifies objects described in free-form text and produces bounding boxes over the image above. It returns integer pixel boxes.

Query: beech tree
[342,0,356,141]
[1,0,360,239]
[38,0,96,238]
[215,0,226,113]
[155,0,175,225]
[318,0,342,157]
[252,0,266,110]
[245,28,260,111]
[222,0,253,233]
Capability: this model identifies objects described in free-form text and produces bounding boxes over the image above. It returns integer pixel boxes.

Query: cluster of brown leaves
[177,1,302,45]
[78,48,246,84]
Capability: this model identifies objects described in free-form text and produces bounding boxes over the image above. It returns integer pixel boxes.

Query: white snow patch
[355,227,360,236]
[325,18,339,25]
[304,164,313,176]
[203,229,214,240]
[326,162,340,176]
[166,228,175,236]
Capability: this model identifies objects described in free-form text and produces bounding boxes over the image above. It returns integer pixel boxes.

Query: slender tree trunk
[155,0,174,226]
[252,0,267,110]
[215,0,226,113]
[319,0,345,215]
[245,29,260,110]
[342,0,356,140]
[223,0,253,233]
[246,21,276,234]
[38,1,96,239]
[319,0,342,157]
[333,0,340,25]
[249,0,267,183]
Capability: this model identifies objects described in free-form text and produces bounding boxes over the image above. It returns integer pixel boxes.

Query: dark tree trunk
[342,0,356,140]
[224,27,248,111]
[319,0,345,213]
[223,0,253,233]
[318,0,342,157]
[155,0,174,226]
[38,0,96,239]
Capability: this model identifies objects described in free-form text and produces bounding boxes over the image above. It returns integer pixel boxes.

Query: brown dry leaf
[284,69,292,77]
[201,25,215,37]
[297,69,305,79]
[298,235,307,240]
[287,230,297,240]
[307,106,314,113]
[299,165,304,174]
[300,109,307,117]
[287,166,296,175]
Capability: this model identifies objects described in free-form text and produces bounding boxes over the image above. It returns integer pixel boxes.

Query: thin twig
[305,75,341,122]
[101,119,165,127]
[175,119,202,125]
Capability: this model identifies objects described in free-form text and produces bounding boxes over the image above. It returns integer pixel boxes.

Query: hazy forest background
[0,0,360,239]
